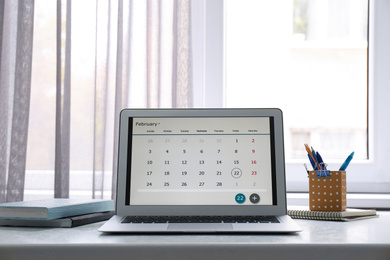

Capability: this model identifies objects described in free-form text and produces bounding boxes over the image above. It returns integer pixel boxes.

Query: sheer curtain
[0,0,193,202]
[0,0,35,203]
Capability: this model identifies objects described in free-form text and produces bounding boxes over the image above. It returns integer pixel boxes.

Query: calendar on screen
[128,117,275,206]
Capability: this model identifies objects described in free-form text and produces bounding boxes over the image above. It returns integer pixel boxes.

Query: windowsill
[1,212,389,260]
[287,192,390,209]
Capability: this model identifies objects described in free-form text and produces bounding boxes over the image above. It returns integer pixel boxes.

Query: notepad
[288,207,378,221]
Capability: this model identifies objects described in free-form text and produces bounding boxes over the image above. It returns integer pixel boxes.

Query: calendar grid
[129,117,274,205]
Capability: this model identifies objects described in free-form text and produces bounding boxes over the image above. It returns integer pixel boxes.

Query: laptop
[99,108,301,233]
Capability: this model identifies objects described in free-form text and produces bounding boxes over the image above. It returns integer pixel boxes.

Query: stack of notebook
[0,199,114,228]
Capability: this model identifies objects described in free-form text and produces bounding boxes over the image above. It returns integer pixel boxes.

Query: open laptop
[99,108,301,233]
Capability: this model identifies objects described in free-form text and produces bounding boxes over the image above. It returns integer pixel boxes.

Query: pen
[307,154,318,170]
[303,163,309,177]
[316,151,326,170]
[311,147,318,164]
[339,151,354,171]
[304,144,320,170]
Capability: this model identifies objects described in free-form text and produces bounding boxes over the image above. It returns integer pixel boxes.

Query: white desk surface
[0,211,389,260]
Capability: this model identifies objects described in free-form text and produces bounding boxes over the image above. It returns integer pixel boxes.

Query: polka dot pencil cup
[309,170,347,211]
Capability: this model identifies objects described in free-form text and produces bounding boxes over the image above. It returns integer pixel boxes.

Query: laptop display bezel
[116,108,287,216]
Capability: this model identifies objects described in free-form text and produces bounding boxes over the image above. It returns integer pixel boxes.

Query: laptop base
[99,215,301,233]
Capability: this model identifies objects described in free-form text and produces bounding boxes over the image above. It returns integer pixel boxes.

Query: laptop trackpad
[168,223,233,231]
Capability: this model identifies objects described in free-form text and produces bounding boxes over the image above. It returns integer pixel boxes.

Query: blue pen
[339,151,354,171]
[316,151,326,170]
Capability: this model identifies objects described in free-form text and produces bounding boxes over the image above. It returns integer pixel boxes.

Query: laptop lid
[115,108,287,217]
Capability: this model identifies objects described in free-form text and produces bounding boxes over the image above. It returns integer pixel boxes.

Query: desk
[1,211,389,260]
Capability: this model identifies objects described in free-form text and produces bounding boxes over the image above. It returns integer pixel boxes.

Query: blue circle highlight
[235,193,246,204]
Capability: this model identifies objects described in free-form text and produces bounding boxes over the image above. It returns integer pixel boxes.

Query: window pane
[225,0,368,160]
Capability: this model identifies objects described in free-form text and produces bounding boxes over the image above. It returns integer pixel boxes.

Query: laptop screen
[124,116,277,206]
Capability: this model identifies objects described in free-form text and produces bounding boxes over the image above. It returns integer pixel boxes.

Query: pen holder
[309,170,347,211]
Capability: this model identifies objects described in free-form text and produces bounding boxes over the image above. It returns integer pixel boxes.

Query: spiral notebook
[288,207,378,221]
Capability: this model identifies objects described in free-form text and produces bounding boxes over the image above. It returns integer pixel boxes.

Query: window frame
[192,0,225,108]
[194,0,390,197]
[286,0,390,195]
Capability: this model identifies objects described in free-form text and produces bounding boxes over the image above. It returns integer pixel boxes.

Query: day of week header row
[132,117,270,135]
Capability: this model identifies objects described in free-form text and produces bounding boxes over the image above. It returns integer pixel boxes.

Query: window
[192,0,389,198]
[222,0,390,197]
[225,0,368,160]
[22,0,390,202]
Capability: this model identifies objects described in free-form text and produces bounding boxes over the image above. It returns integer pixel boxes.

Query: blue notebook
[0,199,114,220]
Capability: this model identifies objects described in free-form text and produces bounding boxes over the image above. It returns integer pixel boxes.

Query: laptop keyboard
[122,216,279,224]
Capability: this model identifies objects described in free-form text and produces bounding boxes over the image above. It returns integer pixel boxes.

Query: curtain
[0,0,193,202]
[0,0,35,203]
